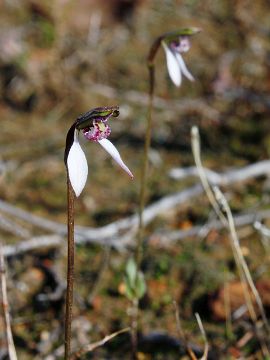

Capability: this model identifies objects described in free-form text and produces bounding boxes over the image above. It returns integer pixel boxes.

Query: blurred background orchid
[161,29,200,87]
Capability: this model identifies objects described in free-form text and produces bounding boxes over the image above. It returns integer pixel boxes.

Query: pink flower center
[83,120,111,142]
[170,36,191,53]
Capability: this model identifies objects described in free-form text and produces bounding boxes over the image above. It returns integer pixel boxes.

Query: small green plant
[123,257,146,359]
[124,257,146,301]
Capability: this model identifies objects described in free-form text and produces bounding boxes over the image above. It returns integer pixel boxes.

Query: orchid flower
[162,35,195,87]
[157,28,200,87]
[64,106,133,197]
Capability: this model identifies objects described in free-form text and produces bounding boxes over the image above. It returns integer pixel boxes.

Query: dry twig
[173,301,197,360]
[214,187,270,336]
[1,158,270,255]
[0,242,18,360]
[191,126,270,356]
[70,327,130,359]
[195,313,209,360]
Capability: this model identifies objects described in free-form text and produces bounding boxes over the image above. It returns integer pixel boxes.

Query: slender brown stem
[130,298,139,360]
[131,61,155,360]
[136,38,159,267]
[136,62,155,267]
[65,175,75,359]
[147,37,162,65]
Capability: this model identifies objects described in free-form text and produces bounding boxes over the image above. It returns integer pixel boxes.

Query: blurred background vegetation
[0,0,270,358]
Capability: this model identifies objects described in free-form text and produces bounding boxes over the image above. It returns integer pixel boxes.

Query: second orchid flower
[148,28,200,88]
[162,35,195,87]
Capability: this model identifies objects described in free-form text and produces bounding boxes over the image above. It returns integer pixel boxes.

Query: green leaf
[135,271,146,300]
[126,258,137,285]
[123,258,147,301]
[124,276,136,301]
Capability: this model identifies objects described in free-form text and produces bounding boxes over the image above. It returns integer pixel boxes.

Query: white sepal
[175,52,194,82]
[162,42,181,87]
[67,129,88,197]
[98,138,133,178]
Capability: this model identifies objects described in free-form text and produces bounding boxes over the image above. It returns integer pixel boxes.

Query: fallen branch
[3,209,270,258]
[150,209,270,245]
[1,159,270,256]
[169,160,270,184]
[0,185,203,249]
[0,213,31,239]
[3,235,64,257]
